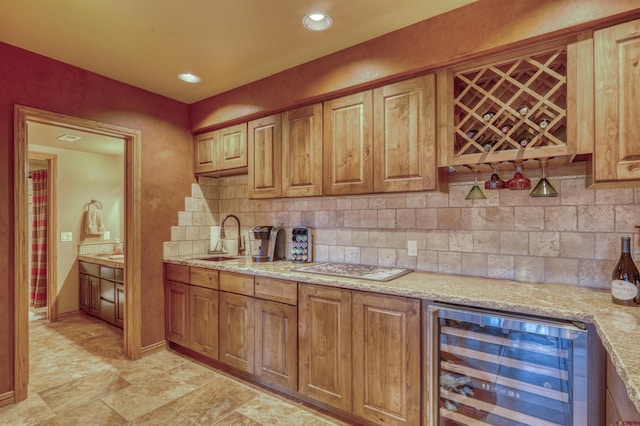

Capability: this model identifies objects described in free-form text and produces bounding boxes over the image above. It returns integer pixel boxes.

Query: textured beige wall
[166,172,640,290]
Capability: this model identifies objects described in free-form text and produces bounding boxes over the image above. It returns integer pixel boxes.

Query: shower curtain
[30,169,47,308]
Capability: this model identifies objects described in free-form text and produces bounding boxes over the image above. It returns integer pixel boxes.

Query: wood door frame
[13,105,142,402]
[27,151,58,322]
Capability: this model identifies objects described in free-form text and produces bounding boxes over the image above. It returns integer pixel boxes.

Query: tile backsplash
[164,172,640,289]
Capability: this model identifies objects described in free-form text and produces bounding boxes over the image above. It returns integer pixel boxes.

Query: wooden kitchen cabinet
[323,91,374,196]
[219,291,255,373]
[248,114,282,198]
[189,285,219,359]
[115,283,124,328]
[282,103,323,197]
[607,354,640,423]
[254,276,298,391]
[194,123,247,175]
[352,292,421,425]
[165,280,190,346]
[373,75,438,192]
[324,76,438,196]
[298,284,353,412]
[164,263,219,357]
[254,299,297,390]
[437,37,592,170]
[592,19,640,186]
[248,103,323,199]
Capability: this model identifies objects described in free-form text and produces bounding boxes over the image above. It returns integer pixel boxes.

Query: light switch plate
[60,232,72,242]
[103,231,110,240]
[407,240,417,257]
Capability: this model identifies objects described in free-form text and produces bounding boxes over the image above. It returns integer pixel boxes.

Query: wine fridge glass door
[427,304,591,426]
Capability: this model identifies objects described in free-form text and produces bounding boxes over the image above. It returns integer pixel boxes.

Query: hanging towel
[84,203,105,235]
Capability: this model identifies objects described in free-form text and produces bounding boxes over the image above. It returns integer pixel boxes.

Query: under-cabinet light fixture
[303,12,332,31]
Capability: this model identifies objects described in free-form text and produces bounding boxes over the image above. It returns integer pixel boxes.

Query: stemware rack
[450,44,570,167]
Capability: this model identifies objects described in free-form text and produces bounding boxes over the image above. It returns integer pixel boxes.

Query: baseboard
[57,310,85,320]
[0,391,15,409]
[141,340,167,356]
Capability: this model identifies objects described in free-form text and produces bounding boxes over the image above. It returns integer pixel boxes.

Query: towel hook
[86,199,102,209]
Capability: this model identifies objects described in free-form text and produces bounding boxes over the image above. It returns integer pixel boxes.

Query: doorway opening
[14,105,142,403]
[27,152,57,323]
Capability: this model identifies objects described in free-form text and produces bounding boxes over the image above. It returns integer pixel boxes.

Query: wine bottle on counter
[611,236,640,306]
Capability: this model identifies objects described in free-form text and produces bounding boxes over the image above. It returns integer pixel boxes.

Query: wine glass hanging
[530,158,559,197]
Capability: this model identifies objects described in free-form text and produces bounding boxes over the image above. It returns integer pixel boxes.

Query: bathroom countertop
[164,254,640,413]
[78,253,125,269]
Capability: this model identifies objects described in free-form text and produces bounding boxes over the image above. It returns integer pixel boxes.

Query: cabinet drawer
[79,261,100,277]
[219,271,254,296]
[100,266,115,281]
[100,279,115,302]
[165,263,189,283]
[190,267,219,289]
[255,277,297,305]
[114,268,124,283]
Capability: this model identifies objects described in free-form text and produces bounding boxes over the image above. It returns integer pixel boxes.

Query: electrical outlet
[407,240,417,257]
[103,230,110,240]
[60,232,72,242]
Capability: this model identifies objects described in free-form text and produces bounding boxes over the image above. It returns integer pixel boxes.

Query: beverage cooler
[426,303,603,426]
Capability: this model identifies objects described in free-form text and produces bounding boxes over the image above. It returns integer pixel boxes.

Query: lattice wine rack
[451,46,569,166]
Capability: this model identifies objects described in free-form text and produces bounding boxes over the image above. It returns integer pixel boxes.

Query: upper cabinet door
[248,114,282,198]
[373,75,437,192]
[282,103,323,198]
[323,91,373,196]
[594,19,640,184]
[218,123,248,171]
[194,130,217,174]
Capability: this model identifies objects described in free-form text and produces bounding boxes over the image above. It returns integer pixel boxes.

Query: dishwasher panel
[427,304,599,426]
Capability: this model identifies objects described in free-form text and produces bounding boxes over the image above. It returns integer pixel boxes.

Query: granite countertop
[165,254,640,413]
[78,253,125,269]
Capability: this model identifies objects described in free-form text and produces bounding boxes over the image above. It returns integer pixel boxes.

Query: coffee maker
[249,226,286,262]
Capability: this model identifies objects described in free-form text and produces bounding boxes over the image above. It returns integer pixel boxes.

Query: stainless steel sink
[194,256,237,262]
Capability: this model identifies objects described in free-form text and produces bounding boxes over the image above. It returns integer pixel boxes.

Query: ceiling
[28,121,124,157]
[0,0,475,104]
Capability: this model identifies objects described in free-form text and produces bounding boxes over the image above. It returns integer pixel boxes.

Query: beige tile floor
[0,315,350,425]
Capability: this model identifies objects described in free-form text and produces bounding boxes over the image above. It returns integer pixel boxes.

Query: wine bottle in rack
[611,236,640,306]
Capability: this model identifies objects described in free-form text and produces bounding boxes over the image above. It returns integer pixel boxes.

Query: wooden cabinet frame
[194,123,247,176]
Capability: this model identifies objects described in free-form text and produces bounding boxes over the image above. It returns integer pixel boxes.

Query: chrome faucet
[220,214,245,256]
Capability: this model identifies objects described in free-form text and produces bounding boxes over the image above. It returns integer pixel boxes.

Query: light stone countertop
[165,255,640,413]
[78,253,125,269]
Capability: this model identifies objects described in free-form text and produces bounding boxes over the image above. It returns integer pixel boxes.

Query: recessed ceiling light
[56,134,82,142]
[178,72,202,83]
[303,12,332,31]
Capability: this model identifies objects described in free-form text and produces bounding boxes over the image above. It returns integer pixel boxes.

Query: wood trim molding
[141,340,167,356]
[0,391,15,409]
[13,105,143,403]
[28,151,58,323]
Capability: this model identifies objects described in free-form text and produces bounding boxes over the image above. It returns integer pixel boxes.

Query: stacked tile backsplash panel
[164,174,640,289]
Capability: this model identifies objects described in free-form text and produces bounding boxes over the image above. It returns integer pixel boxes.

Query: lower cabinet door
[352,292,421,425]
[220,292,255,373]
[115,283,124,328]
[254,299,297,391]
[89,276,101,317]
[165,280,190,346]
[79,273,90,312]
[189,286,219,359]
[298,284,352,412]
